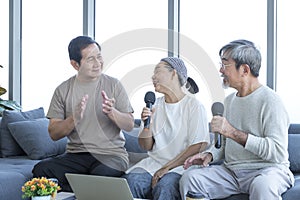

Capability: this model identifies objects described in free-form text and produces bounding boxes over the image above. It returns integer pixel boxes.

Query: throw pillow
[288,133,300,173]
[7,118,67,160]
[0,107,45,157]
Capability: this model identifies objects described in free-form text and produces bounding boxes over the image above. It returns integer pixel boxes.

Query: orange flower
[30,185,36,191]
[21,177,61,199]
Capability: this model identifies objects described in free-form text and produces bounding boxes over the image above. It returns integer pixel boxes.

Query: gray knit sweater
[210,85,290,171]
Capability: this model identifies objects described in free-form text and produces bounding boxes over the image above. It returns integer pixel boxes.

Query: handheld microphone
[143,91,156,129]
[211,102,224,149]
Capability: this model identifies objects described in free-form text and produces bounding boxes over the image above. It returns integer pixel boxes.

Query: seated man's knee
[250,175,275,195]
[32,160,48,177]
[180,170,195,186]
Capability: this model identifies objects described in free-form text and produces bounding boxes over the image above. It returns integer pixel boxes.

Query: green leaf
[0,100,22,116]
[0,100,21,110]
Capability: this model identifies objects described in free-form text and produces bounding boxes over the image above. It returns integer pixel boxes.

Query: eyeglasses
[219,62,234,69]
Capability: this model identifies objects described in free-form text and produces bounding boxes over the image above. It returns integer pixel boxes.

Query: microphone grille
[144,91,156,104]
[211,102,224,116]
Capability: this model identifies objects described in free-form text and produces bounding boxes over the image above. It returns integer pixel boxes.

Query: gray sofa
[0,108,299,200]
[0,157,40,200]
[124,120,300,200]
[0,108,67,200]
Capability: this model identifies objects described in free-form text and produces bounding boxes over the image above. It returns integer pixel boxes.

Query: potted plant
[21,177,61,200]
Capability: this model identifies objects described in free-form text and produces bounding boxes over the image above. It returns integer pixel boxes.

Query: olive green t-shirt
[47,74,134,170]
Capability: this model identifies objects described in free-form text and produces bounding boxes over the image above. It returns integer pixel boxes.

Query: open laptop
[65,173,147,200]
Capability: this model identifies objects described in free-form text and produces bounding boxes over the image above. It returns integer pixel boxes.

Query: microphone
[143,91,156,129]
[211,102,224,149]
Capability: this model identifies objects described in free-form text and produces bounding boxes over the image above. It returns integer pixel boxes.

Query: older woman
[122,57,210,200]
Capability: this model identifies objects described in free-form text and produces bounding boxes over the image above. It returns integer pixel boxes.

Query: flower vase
[31,195,51,200]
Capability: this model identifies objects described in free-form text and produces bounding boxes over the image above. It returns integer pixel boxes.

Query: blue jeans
[122,168,182,200]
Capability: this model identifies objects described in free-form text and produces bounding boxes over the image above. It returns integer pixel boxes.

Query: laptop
[65,173,147,200]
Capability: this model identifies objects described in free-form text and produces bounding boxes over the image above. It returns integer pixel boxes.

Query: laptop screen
[65,173,135,200]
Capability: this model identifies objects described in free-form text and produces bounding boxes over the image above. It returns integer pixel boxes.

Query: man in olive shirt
[33,36,134,192]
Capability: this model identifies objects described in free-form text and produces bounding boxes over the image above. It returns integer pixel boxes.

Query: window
[277,0,300,123]
[0,0,9,100]
[22,0,82,112]
[180,0,267,118]
[9,1,297,123]
[95,0,168,118]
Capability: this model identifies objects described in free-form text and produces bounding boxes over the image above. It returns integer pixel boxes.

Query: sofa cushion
[0,107,45,157]
[281,173,300,200]
[7,118,67,160]
[0,157,40,200]
[288,124,300,173]
[288,134,300,173]
[123,125,148,166]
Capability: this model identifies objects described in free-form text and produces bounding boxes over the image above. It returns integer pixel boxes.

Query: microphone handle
[215,133,221,148]
[144,102,152,129]
[214,113,222,149]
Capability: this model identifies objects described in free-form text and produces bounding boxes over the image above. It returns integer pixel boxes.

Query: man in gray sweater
[179,39,295,200]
